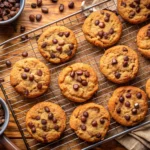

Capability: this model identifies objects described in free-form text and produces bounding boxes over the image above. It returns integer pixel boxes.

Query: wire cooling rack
[0,0,150,149]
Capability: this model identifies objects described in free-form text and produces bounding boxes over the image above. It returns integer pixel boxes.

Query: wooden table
[0,0,126,149]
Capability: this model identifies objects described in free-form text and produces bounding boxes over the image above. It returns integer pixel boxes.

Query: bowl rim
[0,0,25,25]
[0,97,10,135]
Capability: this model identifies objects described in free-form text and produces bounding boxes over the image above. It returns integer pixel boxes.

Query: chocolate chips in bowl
[0,0,25,25]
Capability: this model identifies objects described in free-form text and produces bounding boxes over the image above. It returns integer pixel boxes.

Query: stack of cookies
[9,0,150,145]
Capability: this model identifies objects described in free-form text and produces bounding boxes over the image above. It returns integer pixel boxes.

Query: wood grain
[0,0,126,149]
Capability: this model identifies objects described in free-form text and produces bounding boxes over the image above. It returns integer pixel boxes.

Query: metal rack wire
[0,0,150,149]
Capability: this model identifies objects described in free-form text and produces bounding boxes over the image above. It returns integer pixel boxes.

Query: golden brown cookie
[10,58,50,98]
[146,79,150,99]
[58,63,98,103]
[137,24,150,58]
[117,0,150,24]
[38,26,78,64]
[82,10,122,48]
[26,102,66,143]
[108,86,148,126]
[69,103,110,142]
[100,45,139,84]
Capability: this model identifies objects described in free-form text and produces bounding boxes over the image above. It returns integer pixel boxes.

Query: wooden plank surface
[0,0,126,149]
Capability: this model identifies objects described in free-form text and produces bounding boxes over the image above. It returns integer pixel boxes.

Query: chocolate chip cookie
[117,0,150,24]
[137,24,150,58]
[58,63,98,103]
[82,10,122,48]
[38,26,78,64]
[69,103,110,142]
[26,102,66,143]
[10,58,50,98]
[100,45,139,84]
[146,79,150,99]
[108,86,148,126]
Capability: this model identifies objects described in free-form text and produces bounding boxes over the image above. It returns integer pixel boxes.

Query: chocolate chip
[104,17,109,22]
[28,122,34,128]
[136,92,142,99]
[56,46,62,52]
[73,84,79,91]
[52,39,58,44]
[70,71,75,78]
[29,14,35,22]
[91,120,97,127]
[37,70,42,76]
[24,89,29,96]
[68,1,74,9]
[96,133,101,138]
[37,83,42,89]
[132,108,137,114]
[41,119,47,125]
[42,125,47,131]
[54,125,59,131]
[80,124,86,131]
[65,32,70,37]
[36,14,42,22]
[119,96,124,103]
[100,118,105,124]
[22,51,28,57]
[20,25,26,33]
[76,70,83,75]
[129,11,135,18]
[106,13,110,17]
[0,78,4,83]
[81,116,86,123]
[24,67,30,72]
[129,3,136,8]
[121,1,126,7]
[123,61,128,67]
[58,32,64,37]
[5,60,11,67]
[95,20,99,26]
[147,30,150,38]
[41,7,48,13]
[44,106,50,112]
[115,72,121,79]
[99,22,105,28]
[66,50,72,56]
[109,28,114,34]
[37,0,42,7]
[146,3,150,9]
[98,31,104,38]
[112,58,117,65]
[29,74,34,81]
[134,0,140,4]
[84,71,90,77]
[41,42,47,48]
[116,108,121,114]
[77,76,82,83]
[103,32,108,39]
[53,118,57,123]
[82,80,88,86]
[136,7,141,13]
[59,4,64,12]
[59,41,65,46]
[125,101,130,107]
[51,0,58,3]
[31,3,37,8]
[124,115,130,121]
[35,116,40,120]
[100,11,104,15]
[124,56,129,61]
[21,35,28,41]
[31,127,36,133]
[83,111,88,118]
[21,73,27,79]
[134,103,139,109]
[123,47,128,52]
[126,93,131,98]
[48,113,53,120]
[50,53,55,58]
[69,44,74,50]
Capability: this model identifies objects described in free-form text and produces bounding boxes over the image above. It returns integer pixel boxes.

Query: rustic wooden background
[0,0,126,149]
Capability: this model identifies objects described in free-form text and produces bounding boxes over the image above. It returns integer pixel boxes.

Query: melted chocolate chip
[104,17,109,22]
[69,44,74,50]
[92,120,97,127]
[41,119,47,125]
[136,7,141,13]
[121,1,126,7]
[125,101,130,107]
[126,93,131,98]
[106,13,110,17]
[22,51,28,57]
[84,71,90,77]
[65,32,70,37]
[103,32,108,39]
[56,46,62,52]
[83,111,88,117]
[37,70,42,76]
[81,116,86,123]
[28,122,34,128]
[82,80,88,86]
[41,42,47,48]
[109,28,114,34]
[136,92,142,99]
[146,3,150,9]
[70,71,75,78]
[96,133,101,138]
[37,83,42,89]
[58,32,64,37]
[52,39,58,44]
[76,70,83,75]
[124,115,130,121]
[132,108,137,114]
[53,118,57,123]
[134,103,139,109]
[31,127,36,133]
[134,0,140,4]
[42,125,47,131]
[80,124,86,131]
[48,113,53,120]
[21,73,27,79]
[129,2,136,8]
[73,84,79,91]
[124,56,129,61]
[99,22,105,28]
[129,11,135,18]
[44,106,50,112]
[35,116,40,120]
[50,53,55,58]
[77,76,82,83]
[54,125,59,131]
[112,58,117,65]
[100,118,105,124]
[123,61,128,67]
[123,47,128,52]
[95,20,99,26]
[115,72,121,79]
[29,74,34,81]
[98,31,104,38]
[116,108,121,114]
[24,67,30,72]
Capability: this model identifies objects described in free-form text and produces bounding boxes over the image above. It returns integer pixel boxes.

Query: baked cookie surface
[108,86,148,126]
[137,24,150,58]
[82,10,122,48]
[58,63,98,103]
[100,45,139,84]
[10,58,50,98]
[69,103,110,142]
[117,0,150,24]
[38,26,78,64]
[146,79,150,99]
[26,102,66,143]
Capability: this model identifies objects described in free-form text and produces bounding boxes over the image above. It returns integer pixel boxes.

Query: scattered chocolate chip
[68,1,74,9]
[82,80,88,86]
[123,61,128,67]
[21,35,28,41]
[124,115,130,121]
[126,93,131,98]
[36,14,42,22]
[77,76,82,83]
[69,44,74,50]
[91,120,97,127]
[59,4,64,12]
[73,84,79,91]
[37,0,42,7]
[66,50,72,56]
[119,96,124,103]
[50,53,55,58]
[81,116,86,123]
[124,56,129,61]
[53,118,57,123]
[109,28,114,34]
[29,14,35,22]
[0,78,4,83]
[21,73,27,79]
[121,1,126,7]
[134,103,139,109]
[116,108,121,114]
[84,71,90,77]
[83,111,88,118]
[29,74,34,81]
[37,70,42,76]
[70,71,75,78]
[56,46,62,52]
[31,127,36,133]
[98,31,104,38]
[31,3,37,8]
[54,125,59,131]
[146,3,150,9]
[104,16,109,22]
[129,11,135,18]
[100,118,105,124]
[76,70,83,75]
[41,7,48,13]
[37,83,42,89]
[22,51,28,57]
[58,32,64,37]
[5,60,11,67]
[99,22,105,28]
[132,108,137,114]
[80,124,86,131]
[123,47,128,52]
[136,7,141,13]
[112,58,117,65]
[48,113,53,120]
[42,125,47,131]
[51,0,58,3]
[65,32,70,37]
[35,116,40,120]
[41,119,47,125]
[136,92,142,99]
[52,39,58,44]
[24,89,29,96]
[96,133,101,138]
[28,122,34,128]
[41,42,47,48]
[129,3,136,8]
[20,25,26,33]
[106,13,110,17]
[44,106,50,113]
[103,32,108,39]
[125,101,130,107]
[115,72,121,79]
[134,0,140,4]
[95,20,99,26]
[24,67,30,72]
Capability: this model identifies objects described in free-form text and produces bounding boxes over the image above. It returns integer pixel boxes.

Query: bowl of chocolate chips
[0,0,25,25]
